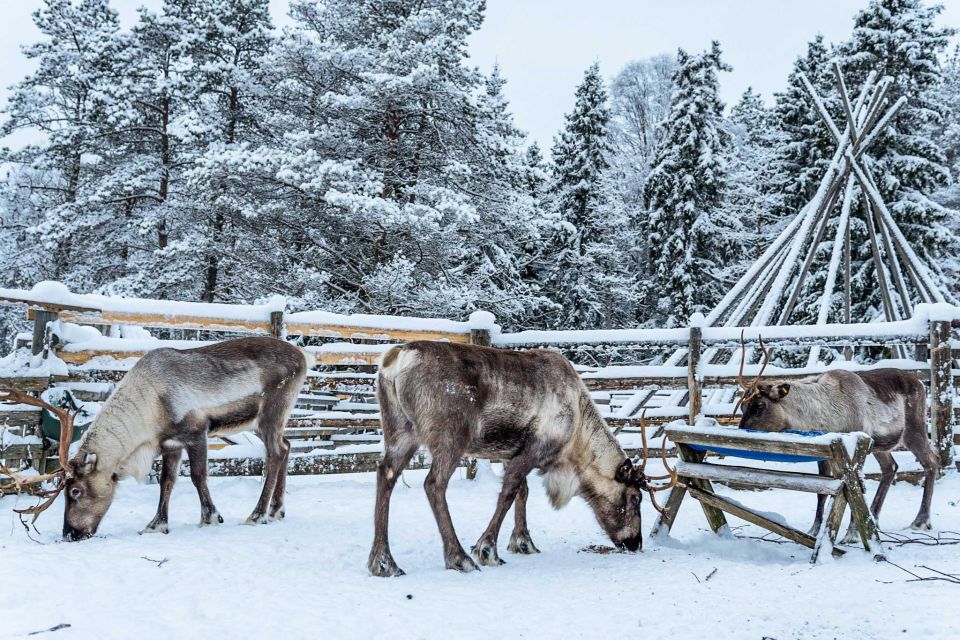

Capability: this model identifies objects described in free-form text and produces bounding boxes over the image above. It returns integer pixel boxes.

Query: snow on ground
[4,465,960,640]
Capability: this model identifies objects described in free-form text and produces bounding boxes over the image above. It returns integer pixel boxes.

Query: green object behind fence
[40,389,90,444]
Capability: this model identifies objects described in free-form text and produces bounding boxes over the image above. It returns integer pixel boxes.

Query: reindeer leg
[903,427,939,531]
[186,438,223,526]
[869,450,897,521]
[808,461,830,536]
[268,436,291,521]
[141,447,182,534]
[368,437,418,577]
[473,455,536,566]
[508,475,540,554]
[424,448,478,573]
[247,395,292,525]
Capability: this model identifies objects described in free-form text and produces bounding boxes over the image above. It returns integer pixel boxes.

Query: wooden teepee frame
[658,63,955,373]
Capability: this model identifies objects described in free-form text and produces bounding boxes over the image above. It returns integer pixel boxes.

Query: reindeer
[735,337,937,541]
[367,340,674,577]
[1,337,312,541]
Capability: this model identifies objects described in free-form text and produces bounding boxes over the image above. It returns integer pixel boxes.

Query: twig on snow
[28,623,71,636]
[141,556,169,568]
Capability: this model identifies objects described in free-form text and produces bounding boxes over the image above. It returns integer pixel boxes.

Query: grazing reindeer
[367,341,672,577]
[5,337,312,541]
[736,339,937,540]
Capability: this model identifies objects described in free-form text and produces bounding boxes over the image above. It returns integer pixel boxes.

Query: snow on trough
[4,465,959,639]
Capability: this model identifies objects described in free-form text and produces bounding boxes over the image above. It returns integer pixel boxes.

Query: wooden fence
[1,285,957,477]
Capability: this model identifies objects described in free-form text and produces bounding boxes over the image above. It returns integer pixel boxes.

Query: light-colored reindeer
[3,336,312,540]
[736,339,937,541]
[367,340,674,577]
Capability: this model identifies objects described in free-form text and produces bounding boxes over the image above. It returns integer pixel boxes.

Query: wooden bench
[651,425,884,563]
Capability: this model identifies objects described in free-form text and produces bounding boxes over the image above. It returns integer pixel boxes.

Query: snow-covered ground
[4,464,960,640]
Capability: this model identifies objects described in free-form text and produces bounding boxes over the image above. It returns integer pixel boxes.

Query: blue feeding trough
[686,429,829,463]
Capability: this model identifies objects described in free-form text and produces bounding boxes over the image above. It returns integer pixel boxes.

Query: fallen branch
[28,624,71,636]
[141,556,169,568]
[879,557,960,584]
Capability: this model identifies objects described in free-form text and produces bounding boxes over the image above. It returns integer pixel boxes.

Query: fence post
[929,313,954,467]
[270,310,284,339]
[688,314,704,425]
[32,309,59,356]
[465,311,498,479]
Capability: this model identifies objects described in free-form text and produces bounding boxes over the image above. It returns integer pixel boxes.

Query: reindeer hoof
[269,509,285,521]
[368,553,405,577]
[839,529,861,545]
[447,554,480,573]
[200,512,224,527]
[245,512,270,525]
[508,533,540,555]
[471,540,505,567]
[910,518,932,531]
[140,521,169,535]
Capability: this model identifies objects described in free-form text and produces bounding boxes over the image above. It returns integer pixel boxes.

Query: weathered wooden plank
[686,484,844,557]
[202,451,432,476]
[665,427,835,459]
[48,308,272,334]
[675,461,843,495]
[285,322,469,343]
[0,376,50,393]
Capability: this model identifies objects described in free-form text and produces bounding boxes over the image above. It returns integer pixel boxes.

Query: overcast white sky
[1,0,959,151]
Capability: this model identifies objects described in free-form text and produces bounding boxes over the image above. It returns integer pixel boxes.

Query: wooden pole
[778,177,845,324]
[270,310,284,339]
[930,320,954,467]
[466,313,495,479]
[32,309,59,356]
[687,322,702,425]
[843,204,853,361]
[862,198,897,322]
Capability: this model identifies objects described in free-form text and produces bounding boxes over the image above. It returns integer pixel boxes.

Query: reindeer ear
[75,452,97,476]
[774,383,790,400]
[615,459,633,484]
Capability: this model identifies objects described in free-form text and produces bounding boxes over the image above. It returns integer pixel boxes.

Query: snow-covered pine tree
[841,0,958,299]
[545,63,635,329]
[641,42,736,327]
[0,0,126,286]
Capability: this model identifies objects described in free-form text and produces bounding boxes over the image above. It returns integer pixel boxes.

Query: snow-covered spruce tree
[771,35,839,219]
[724,87,786,264]
[841,0,958,298]
[641,42,736,327]
[545,63,636,329]
[937,45,960,184]
[0,0,126,287]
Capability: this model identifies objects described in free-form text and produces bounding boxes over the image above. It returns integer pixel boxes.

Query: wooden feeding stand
[651,425,883,563]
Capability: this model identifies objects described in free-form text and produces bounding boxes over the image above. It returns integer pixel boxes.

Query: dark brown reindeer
[367,340,674,577]
[3,337,312,540]
[736,337,937,541]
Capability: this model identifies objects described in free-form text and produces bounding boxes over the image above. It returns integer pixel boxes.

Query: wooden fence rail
[1,286,957,476]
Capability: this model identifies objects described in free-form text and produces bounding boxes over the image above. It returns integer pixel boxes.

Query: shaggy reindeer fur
[739,368,937,540]
[367,341,646,577]
[62,337,312,541]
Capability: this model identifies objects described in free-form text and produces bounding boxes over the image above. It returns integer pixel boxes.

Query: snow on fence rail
[1,282,957,475]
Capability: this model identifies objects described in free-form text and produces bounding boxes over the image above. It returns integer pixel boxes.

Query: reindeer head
[589,458,646,552]
[62,451,118,541]
[733,332,777,430]
[738,382,793,432]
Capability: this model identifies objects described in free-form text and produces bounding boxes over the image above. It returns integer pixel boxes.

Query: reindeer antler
[732,331,770,417]
[0,388,76,521]
[636,411,678,514]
